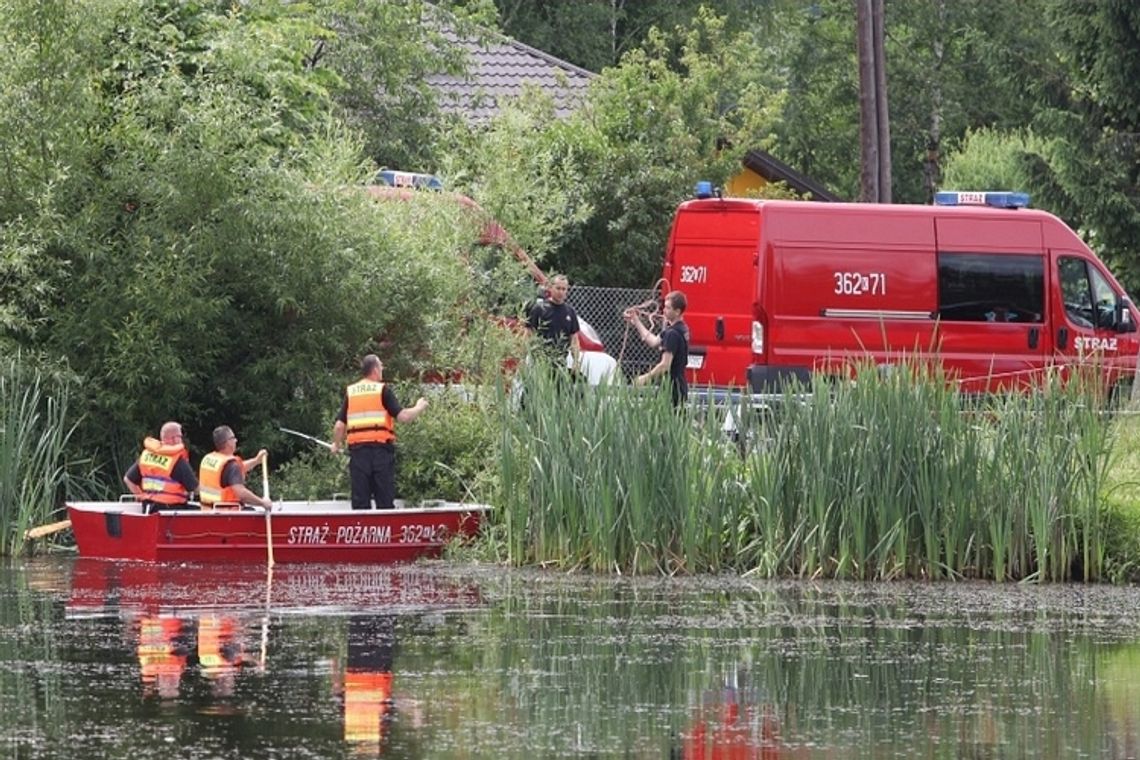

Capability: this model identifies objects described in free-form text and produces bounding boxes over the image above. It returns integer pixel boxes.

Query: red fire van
[662,188,1139,394]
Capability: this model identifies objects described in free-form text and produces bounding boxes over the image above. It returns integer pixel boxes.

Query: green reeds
[0,355,90,555]
[497,366,739,574]
[495,361,1115,580]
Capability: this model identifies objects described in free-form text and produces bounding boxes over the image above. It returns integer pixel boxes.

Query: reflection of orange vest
[198,452,243,509]
[344,670,393,745]
[138,616,187,698]
[138,438,190,504]
[198,614,241,676]
[346,380,395,446]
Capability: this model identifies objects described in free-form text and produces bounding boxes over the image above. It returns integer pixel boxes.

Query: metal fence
[569,285,663,379]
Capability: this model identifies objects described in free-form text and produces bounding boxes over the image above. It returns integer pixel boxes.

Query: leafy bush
[395,385,497,504]
[272,386,497,506]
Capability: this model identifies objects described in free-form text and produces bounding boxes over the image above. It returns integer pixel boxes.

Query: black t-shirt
[220,459,245,488]
[527,299,580,359]
[661,320,689,406]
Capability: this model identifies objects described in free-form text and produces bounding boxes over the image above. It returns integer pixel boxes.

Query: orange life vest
[198,614,243,677]
[198,452,244,509]
[137,437,190,505]
[345,380,395,446]
[344,670,393,746]
[138,615,187,699]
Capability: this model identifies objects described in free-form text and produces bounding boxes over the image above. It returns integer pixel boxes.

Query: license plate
[686,354,704,370]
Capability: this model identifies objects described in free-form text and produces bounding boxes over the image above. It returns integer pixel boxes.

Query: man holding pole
[198,425,272,510]
[331,354,427,510]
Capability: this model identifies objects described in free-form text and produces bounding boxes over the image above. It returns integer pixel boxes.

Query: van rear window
[937,253,1044,324]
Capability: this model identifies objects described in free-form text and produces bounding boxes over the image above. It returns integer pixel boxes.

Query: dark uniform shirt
[527,299,580,361]
[661,319,690,406]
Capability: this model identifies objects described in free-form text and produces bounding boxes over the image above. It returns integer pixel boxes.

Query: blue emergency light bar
[694,180,714,199]
[375,170,444,191]
[933,190,1029,209]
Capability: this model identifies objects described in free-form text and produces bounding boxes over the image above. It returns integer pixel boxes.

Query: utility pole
[856,0,891,202]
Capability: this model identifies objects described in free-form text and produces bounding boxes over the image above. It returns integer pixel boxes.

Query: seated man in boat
[122,421,199,513]
[198,425,272,511]
[330,354,428,510]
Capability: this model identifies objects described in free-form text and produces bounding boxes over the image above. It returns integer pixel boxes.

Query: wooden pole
[24,519,71,540]
[262,458,275,569]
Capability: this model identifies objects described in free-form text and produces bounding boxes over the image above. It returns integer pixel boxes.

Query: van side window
[1059,256,1116,329]
[937,253,1044,323]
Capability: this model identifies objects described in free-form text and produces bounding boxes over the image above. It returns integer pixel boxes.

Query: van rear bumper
[747,365,811,393]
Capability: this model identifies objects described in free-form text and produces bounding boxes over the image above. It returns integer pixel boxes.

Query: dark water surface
[3,557,1140,759]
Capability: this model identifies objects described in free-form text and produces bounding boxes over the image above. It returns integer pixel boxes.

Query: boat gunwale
[66,500,493,518]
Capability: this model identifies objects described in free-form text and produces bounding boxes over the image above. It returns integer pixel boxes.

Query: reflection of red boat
[66,499,490,563]
[67,558,485,617]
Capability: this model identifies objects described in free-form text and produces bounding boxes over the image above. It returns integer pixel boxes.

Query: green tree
[1028,1,1140,291]
[536,9,783,287]
[311,0,497,169]
[0,0,496,474]
[773,0,1061,204]
[496,0,789,73]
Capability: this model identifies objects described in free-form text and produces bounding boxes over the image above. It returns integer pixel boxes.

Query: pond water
[3,557,1140,759]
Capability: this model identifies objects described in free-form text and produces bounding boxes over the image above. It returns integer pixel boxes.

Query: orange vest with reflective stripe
[344,670,393,745]
[138,438,190,504]
[138,616,187,696]
[346,380,395,446]
[198,452,243,509]
[198,615,243,676]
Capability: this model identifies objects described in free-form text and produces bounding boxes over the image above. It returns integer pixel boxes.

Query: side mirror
[1115,297,1137,333]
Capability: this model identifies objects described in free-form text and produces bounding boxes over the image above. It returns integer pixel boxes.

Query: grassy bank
[0,356,102,555]
[491,364,1125,581]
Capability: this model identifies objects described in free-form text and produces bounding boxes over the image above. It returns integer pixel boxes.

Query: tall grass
[497,367,740,574]
[0,355,99,555]
[494,362,1114,580]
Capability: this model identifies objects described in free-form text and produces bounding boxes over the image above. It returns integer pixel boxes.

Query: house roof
[743,149,842,202]
[426,28,596,123]
[420,24,840,202]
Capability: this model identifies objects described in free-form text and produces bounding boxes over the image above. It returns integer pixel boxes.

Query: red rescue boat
[65,499,490,564]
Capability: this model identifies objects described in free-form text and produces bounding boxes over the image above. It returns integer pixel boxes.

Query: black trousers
[348,445,396,510]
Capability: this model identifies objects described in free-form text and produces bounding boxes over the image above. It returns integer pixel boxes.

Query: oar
[279,426,335,451]
[262,457,275,570]
[24,519,71,540]
[259,553,273,671]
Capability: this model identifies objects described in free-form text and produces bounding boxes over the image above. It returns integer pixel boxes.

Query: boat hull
[66,500,490,564]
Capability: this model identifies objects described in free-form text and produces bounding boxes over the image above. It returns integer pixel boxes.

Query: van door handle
[715,316,725,341]
[1028,327,1039,349]
[1057,327,1068,349]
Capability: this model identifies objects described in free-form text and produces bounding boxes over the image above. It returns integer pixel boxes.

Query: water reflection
[338,615,396,754]
[55,558,483,756]
[137,614,194,700]
[683,669,783,760]
[7,561,1140,758]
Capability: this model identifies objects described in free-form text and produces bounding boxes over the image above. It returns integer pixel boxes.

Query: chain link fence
[569,285,663,380]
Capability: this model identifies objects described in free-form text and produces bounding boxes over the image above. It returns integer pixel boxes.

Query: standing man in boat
[198,425,272,510]
[123,421,199,513]
[330,354,428,510]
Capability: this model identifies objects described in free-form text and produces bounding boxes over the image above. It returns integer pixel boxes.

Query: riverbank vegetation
[487,364,1129,582]
[0,356,104,554]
